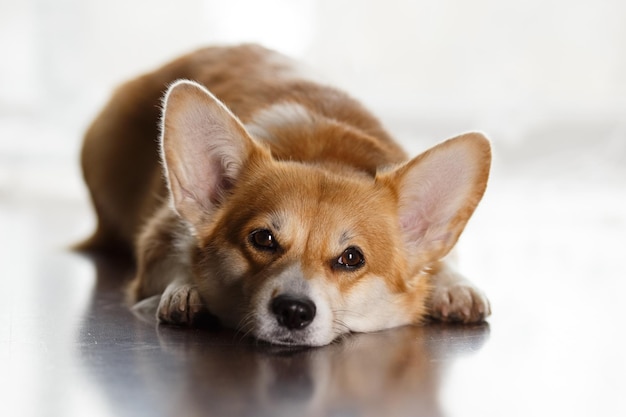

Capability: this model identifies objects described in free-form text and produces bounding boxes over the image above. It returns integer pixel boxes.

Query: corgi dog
[80,44,491,346]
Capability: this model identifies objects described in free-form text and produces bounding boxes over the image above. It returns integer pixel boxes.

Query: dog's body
[81,44,491,346]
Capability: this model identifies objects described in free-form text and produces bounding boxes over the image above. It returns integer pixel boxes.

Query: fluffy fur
[80,44,491,346]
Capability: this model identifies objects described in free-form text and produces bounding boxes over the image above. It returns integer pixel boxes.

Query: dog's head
[160,80,491,346]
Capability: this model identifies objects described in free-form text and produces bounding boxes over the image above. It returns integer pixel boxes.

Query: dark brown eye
[335,246,365,270]
[250,229,278,251]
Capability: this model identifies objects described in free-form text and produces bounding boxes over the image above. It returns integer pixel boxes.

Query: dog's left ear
[160,80,265,227]
[377,132,491,267]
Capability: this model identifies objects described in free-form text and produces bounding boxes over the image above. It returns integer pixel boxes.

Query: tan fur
[80,44,491,346]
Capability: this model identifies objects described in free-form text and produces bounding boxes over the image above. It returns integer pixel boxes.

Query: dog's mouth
[254,340,317,356]
[252,324,318,347]
[259,334,315,348]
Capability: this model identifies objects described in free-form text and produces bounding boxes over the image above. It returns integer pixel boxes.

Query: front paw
[429,282,491,324]
[157,283,206,326]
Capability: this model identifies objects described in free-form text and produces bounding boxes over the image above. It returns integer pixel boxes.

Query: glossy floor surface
[2,132,626,417]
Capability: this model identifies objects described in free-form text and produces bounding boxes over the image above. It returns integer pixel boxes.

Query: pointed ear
[378,132,491,266]
[160,80,259,226]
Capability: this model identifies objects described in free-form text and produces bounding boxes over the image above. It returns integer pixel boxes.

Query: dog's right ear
[160,80,262,227]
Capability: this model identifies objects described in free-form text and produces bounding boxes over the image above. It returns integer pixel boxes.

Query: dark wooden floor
[1,154,625,417]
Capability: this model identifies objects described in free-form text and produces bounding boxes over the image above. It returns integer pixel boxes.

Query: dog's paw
[157,283,206,326]
[429,282,491,324]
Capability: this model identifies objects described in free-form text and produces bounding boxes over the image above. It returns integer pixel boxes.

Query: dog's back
[80,44,405,254]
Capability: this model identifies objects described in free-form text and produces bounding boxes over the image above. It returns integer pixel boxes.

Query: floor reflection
[78,253,490,417]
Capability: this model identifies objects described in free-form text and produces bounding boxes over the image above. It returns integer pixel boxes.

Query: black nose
[271,295,316,330]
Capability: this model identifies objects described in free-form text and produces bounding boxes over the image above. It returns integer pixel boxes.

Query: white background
[1,0,625,176]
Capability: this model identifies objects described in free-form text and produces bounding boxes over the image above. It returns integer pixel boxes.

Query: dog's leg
[129,205,209,326]
[427,258,491,323]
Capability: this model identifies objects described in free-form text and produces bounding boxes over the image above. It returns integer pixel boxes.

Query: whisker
[234,311,257,343]
[332,317,351,335]
[332,308,367,320]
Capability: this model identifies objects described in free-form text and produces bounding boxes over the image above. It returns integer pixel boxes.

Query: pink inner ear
[207,154,239,206]
[400,212,427,247]
[399,197,455,250]
[160,80,255,225]
[394,134,490,260]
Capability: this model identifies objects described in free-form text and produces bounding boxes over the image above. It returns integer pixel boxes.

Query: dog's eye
[335,246,365,270]
[250,229,278,251]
